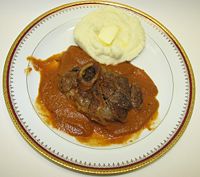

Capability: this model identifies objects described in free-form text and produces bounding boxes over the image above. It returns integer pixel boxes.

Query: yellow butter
[98,26,119,45]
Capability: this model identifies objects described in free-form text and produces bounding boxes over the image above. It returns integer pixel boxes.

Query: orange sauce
[24,66,32,75]
[28,46,159,146]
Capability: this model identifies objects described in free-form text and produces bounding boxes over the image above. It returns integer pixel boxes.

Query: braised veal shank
[58,62,143,125]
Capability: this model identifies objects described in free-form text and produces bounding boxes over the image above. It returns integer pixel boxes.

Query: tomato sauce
[28,46,159,146]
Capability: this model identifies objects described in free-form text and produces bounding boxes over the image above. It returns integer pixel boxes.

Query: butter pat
[98,26,119,45]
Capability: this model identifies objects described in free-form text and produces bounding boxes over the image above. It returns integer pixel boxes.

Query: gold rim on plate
[3,0,195,174]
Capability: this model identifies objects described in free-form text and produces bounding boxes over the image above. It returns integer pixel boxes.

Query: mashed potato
[74,7,145,65]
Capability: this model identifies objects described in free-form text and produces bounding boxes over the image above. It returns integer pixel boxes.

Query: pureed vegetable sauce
[28,46,159,146]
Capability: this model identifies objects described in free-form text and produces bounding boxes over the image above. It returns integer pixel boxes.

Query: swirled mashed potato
[74,7,145,65]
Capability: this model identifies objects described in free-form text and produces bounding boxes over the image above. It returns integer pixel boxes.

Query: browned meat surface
[58,62,143,125]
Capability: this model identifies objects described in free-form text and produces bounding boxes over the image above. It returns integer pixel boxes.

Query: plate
[3,1,195,174]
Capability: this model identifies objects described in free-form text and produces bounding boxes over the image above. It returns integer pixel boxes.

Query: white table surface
[0,0,200,176]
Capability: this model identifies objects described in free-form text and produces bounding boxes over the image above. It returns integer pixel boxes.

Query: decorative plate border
[3,0,195,174]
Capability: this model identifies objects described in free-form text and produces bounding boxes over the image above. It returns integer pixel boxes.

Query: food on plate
[27,7,158,146]
[74,7,145,65]
[58,62,142,125]
[28,46,159,146]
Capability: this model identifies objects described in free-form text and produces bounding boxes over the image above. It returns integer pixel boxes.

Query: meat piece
[109,91,132,110]
[58,71,78,96]
[98,73,116,99]
[58,62,143,125]
[131,85,143,109]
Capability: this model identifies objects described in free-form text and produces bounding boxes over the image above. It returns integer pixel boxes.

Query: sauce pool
[28,46,159,146]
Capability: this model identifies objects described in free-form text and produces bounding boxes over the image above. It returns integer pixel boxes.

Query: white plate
[3,1,195,174]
